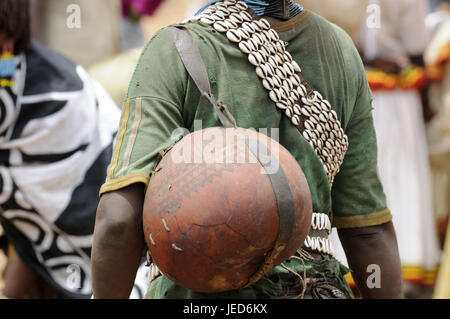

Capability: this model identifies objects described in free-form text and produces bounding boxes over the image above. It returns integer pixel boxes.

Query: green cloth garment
[100,10,392,298]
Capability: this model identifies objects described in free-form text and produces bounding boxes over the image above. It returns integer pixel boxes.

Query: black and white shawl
[0,42,148,298]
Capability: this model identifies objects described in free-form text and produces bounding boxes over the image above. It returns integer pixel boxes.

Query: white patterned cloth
[0,42,148,298]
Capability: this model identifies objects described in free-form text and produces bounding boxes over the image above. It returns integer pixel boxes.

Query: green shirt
[100,10,392,298]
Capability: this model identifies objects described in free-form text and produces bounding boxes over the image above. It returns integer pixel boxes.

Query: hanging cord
[280,254,308,299]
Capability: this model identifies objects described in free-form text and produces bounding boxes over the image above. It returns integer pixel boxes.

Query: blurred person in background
[424,0,450,299]
[121,0,165,50]
[89,0,197,106]
[0,0,148,298]
[328,0,442,298]
[29,0,122,69]
[426,0,450,251]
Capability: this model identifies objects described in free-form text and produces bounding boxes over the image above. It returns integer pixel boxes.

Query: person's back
[93,0,404,299]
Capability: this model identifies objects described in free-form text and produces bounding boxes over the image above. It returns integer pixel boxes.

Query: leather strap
[245,139,296,286]
[168,25,236,128]
[168,25,298,285]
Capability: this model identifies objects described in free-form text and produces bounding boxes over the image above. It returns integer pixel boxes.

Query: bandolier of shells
[185,0,349,188]
[186,1,347,258]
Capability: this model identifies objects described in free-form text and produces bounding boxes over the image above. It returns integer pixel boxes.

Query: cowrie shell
[283,51,293,62]
[279,87,289,99]
[216,10,230,17]
[285,107,293,117]
[228,5,241,13]
[276,67,287,79]
[290,75,300,86]
[229,13,244,24]
[237,28,250,40]
[291,60,301,73]
[251,34,262,47]
[262,78,274,90]
[293,74,302,85]
[268,29,280,41]
[323,100,332,111]
[215,9,227,18]
[256,66,267,78]
[224,0,237,5]
[239,41,251,54]
[262,63,273,77]
[311,104,321,115]
[242,22,256,34]
[240,10,252,22]
[299,84,307,96]
[269,90,279,103]
[290,90,299,101]
[224,18,239,29]
[303,130,311,140]
[211,12,225,21]
[236,1,249,10]
[315,91,323,101]
[272,75,282,88]
[283,79,293,91]
[267,56,277,67]
[316,123,324,133]
[283,62,295,76]
[259,45,270,57]
[316,139,323,149]
[226,29,241,42]
[267,43,277,55]
[201,16,215,24]
[276,40,285,52]
[310,114,319,125]
[293,104,302,116]
[259,18,271,30]
[274,54,283,66]
[214,21,229,33]
[250,21,261,32]
[330,110,338,121]
[276,101,288,110]
[291,115,300,126]
[301,107,311,117]
[258,49,268,61]
[246,38,257,51]
[248,53,259,66]
[320,102,330,112]
[304,120,314,131]
[319,113,328,122]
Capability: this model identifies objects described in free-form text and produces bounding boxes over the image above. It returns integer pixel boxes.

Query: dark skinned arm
[91,183,146,299]
[338,221,404,299]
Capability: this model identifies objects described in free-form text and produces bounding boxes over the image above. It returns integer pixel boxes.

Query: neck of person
[252,0,298,21]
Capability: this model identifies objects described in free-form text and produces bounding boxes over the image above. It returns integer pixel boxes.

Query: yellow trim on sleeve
[333,209,392,229]
[99,172,150,196]
[109,99,131,180]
